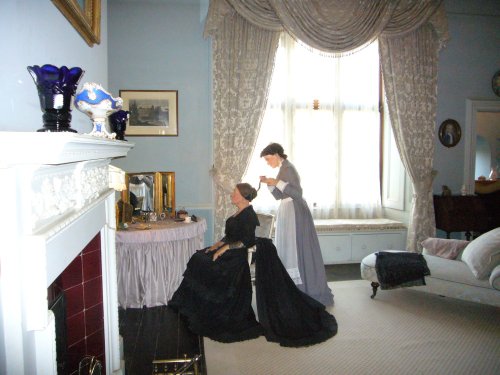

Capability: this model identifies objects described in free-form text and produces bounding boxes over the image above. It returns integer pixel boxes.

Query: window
[243,34,382,219]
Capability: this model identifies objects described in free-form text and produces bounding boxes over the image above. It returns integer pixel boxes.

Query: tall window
[243,34,382,219]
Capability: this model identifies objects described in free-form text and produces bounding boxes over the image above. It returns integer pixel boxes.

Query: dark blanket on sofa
[375,251,431,290]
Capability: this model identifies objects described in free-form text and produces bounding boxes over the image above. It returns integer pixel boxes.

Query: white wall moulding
[464,100,500,194]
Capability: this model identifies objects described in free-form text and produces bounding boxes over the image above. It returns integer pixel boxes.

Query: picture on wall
[119,90,178,136]
[52,0,101,47]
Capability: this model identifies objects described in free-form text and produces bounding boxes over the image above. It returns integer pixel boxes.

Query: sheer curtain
[244,34,382,219]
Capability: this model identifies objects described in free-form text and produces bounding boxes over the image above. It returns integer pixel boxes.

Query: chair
[248,213,275,281]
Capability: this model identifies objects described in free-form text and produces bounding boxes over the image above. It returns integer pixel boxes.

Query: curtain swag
[205,0,449,251]
[206,0,448,54]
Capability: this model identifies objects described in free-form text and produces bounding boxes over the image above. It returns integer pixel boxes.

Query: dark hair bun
[237,183,257,202]
[260,142,287,159]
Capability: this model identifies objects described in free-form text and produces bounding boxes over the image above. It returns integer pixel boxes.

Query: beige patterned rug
[205,280,500,375]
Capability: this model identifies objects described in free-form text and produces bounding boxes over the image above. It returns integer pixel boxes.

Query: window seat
[314,218,407,233]
[313,219,408,265]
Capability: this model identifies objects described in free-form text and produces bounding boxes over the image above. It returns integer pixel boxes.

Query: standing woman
[259,143,334,306]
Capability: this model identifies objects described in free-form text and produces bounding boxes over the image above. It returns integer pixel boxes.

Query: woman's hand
[212,244,229,261]
[260,176,278,186]
[206,241,223,252]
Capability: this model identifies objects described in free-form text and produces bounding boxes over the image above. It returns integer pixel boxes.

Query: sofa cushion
[490,264,500,291]
[461,228,500,279]
[421,238,469,260]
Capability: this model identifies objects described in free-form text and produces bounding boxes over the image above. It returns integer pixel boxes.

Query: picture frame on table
[52,0,101,47]
[119,90,179,137]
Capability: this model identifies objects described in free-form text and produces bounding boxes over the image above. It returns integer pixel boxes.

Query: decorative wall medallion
[492,70,500,97]
[438,119,461,148]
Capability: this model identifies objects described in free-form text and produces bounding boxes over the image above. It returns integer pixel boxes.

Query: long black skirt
[168,247,264,343]
[169,239,338,347]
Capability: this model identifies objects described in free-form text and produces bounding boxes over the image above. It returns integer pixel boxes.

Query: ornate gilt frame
[121,172,176,216]
[52,0,101,47]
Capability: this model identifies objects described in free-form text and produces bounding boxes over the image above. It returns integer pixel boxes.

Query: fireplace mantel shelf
[0,131,133,167]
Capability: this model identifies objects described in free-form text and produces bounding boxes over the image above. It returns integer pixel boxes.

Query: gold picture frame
[52,0,101,47]
[120,90,179,136]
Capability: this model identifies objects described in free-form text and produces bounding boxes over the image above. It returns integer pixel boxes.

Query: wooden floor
[119,263,361,374]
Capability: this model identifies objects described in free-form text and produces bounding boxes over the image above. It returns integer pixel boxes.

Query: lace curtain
[205,0,448,250]
[379,23,441,251]
[208,7,280,239]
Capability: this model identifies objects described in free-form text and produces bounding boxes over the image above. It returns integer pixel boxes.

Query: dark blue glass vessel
[27,64,84,132]
[109,110,129,141]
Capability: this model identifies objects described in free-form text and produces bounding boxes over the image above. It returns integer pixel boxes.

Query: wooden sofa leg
[370,282,379,299]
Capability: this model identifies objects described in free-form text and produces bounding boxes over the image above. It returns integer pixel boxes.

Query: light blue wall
[0,0,109,134]
[107,0,214,244]
[434,0,500,195]
[1,0,498,244]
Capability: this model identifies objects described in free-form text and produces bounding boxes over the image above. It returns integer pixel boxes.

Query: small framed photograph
[438,119,461,148]
[119,90,178,136]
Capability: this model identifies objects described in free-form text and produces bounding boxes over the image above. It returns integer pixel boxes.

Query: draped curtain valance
[205,0,449,252]
[205,0,448,54]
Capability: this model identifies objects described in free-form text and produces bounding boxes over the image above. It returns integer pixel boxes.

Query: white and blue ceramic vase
[74,82,123,138]
[109,110,129,141]
[27,64,85,132]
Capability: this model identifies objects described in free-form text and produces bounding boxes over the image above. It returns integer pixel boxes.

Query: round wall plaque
[492,70,500,97]
[438,119,461,148]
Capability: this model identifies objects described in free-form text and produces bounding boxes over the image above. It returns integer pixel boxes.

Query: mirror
[464,99,500,193]
[121,172,175,216]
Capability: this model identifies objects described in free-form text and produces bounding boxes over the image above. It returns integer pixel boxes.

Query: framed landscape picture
[119,90,178,136]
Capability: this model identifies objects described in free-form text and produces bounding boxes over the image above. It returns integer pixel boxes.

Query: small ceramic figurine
[74,82,123,138]
[177,208,188,219]
[441,185,452,196]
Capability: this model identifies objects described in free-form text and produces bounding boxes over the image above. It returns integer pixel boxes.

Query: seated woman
[168,183,337,347]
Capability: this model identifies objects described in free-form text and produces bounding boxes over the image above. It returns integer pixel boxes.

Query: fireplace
[0,132,133,374]
[49,233,107,374]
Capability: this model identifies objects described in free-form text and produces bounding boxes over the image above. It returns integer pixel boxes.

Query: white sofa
[360,227,500,307]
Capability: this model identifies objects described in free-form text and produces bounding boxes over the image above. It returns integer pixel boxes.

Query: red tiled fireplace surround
[48,234,106,373]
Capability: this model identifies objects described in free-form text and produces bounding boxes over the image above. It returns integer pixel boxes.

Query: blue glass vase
[109,110,129,141]
[27,64,84,132]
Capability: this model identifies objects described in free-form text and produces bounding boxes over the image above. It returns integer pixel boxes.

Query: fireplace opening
[49,290,68,374]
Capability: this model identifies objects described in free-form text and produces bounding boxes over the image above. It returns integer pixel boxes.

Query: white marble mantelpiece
[0,132,133,374]
[0,132,131,167]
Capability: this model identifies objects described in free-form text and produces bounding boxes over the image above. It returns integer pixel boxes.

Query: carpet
[205,280,500,375]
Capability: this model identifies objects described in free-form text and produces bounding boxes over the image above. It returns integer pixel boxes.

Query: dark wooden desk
[433,193,499,240]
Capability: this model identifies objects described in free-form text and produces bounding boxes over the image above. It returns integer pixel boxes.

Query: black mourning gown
[168,206,264,343]
[168,205,338,347]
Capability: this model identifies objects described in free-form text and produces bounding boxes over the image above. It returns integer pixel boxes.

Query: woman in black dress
[168,183,337,347]
[169,183,263,343]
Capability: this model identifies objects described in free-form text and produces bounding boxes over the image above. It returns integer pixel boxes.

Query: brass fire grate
[152,354,202,375]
